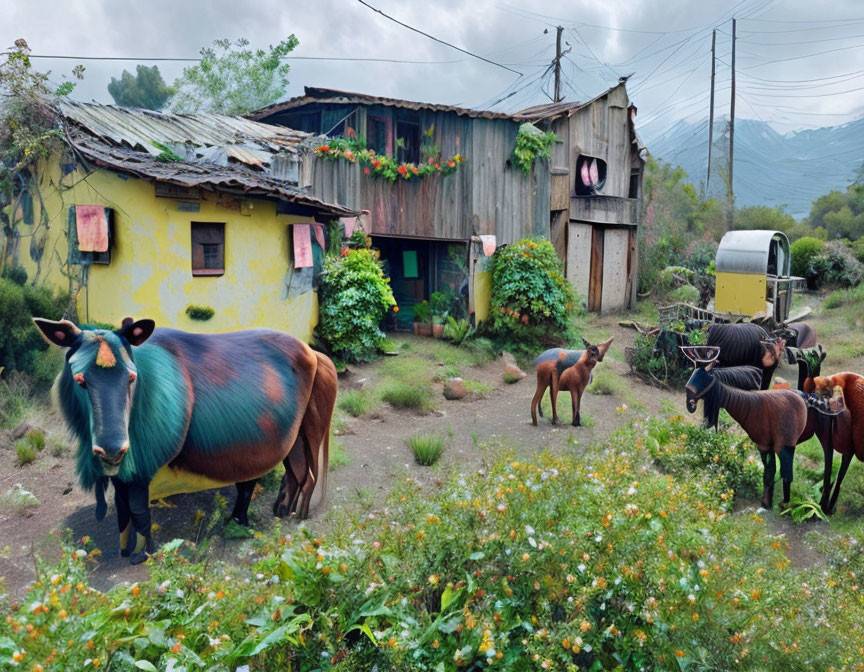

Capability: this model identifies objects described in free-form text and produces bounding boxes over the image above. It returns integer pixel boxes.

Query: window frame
[367,115,390,156]
[191,221,225,277]
[396,120,421,164]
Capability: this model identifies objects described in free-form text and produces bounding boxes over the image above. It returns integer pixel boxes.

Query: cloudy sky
[4,0,864,144]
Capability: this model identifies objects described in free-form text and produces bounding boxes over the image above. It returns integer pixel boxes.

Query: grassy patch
[15,440,38,465]
[823,284,864,309]
[502,371,522,384]
[330,438,350,471]
[337,389,379,417]
[579,413,595,428]
[0,484,40,513]
[407,433,444,466]
[49,440,68,457]
[464,379,492,399]
[379,380,436,413]
[587,367,628,396]
[0,374,31,429]
[25,428,45,452]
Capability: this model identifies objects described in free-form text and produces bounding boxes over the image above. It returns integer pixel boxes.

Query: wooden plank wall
[600,228,630,312]
[567,222,592,299]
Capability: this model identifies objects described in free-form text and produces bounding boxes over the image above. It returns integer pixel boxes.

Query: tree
[170,37,298,116]
[107,65,174,110]
[733,205,811,241]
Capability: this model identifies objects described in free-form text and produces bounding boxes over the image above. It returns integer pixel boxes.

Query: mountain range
[640,116,864,219]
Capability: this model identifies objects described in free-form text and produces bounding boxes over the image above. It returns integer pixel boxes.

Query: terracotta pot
[413,322,421,336]
[417,322,433,337]
[432,323,445,339]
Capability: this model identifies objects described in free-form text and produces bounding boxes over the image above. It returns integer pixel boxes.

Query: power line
[0,52,464,65]
[357,0,522,75]
[741,42,864,68]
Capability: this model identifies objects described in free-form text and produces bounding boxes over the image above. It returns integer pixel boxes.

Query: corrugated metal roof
[57,101,355,216]
[249,86,520,121]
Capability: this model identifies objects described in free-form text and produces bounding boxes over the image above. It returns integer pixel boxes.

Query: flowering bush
[314,137,465,183]
[4,416,863,670]
[486,238,579,358]
[318,249,396,362]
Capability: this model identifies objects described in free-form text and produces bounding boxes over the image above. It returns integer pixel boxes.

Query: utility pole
[554,25,564,102]
[706,29,716,197]
[728,18,736,229]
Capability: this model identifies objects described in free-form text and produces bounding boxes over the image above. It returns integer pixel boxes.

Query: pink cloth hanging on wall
[75,206,109,252]
[293,224,313,268]
[341,216,357,238]
[313,223,326,250]
[479,235,496,257]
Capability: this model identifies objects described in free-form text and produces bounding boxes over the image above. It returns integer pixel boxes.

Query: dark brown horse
[705,323,785,390]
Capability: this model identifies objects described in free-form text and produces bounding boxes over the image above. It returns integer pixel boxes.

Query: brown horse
[531,337,613,426]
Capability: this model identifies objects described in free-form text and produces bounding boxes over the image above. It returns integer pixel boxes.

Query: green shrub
[337,389,378,417]
[407,433,444,465]
[0,373,31,429]
[443,316,472,345]
[318,249,396,362]
[379,379,435,412]
[667,283,699,304]
[852,237,864,264]
[790,236,823,277]
[15,440,38,465]
[26,428,46,451]
[185,304,215,321]
[810,240,863,288]
[823,285,864,309]
[412,300,431,323]
[1,265,28,285]
[486,238,578,358]
[50,439,68,457]
[0,277,69,377]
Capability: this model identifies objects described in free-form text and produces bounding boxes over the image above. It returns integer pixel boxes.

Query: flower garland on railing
[314,137,465,183]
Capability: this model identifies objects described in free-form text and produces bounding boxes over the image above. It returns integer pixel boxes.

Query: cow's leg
[760,450,776,509]
[827,453,853,515]
[112,478,133,557]
[274,437,307,518]
[550,374,560,425]
[571,387,582,427]
[531,377,546,426]
[231,479,259,527]
[779,445,796,509]
[126,480,154,565]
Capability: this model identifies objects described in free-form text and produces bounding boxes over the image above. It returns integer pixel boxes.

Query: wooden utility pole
[554,25,564,102]
[706,29,716,197]
[728,18,736,228]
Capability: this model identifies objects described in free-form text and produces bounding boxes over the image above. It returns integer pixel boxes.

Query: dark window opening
[574,155,608,196]
[191,222,224,276]
[368,116,389,155]
[629,171,640,199]
[396,121,421,164]
[284,111,322,134]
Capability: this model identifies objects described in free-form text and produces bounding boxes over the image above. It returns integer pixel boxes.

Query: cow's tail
[309,351,337,510]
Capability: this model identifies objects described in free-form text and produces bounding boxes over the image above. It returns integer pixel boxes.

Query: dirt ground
[0,298,851,594]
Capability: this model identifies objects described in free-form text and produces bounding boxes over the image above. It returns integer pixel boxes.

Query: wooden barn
[251,83,644,318]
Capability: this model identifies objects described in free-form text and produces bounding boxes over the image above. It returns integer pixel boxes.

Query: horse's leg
[231,479,259,527]
[819,438,834,511]
[779,445,796,509]
[126,480,154,565]
[531,376,546,426]
[274,439,306,518]
[112,478,132,558]
[550,373,560,425]
[827,453,853,515]
[760,450,776,509]
[571,387,581,427]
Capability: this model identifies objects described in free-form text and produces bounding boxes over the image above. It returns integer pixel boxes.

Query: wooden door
[588,226,604,312]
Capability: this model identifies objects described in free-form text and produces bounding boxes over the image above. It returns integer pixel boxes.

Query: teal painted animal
[34,317,337,564]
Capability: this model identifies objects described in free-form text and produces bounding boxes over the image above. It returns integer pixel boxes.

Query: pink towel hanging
[75,206,109,252]
[313,223,326,250]
[293,224,313,268]
[479,234,496,257]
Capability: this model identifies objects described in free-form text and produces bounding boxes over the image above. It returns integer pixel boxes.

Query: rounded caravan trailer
[714,230,800,322]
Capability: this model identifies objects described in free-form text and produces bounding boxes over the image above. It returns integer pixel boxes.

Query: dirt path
[0,320,689,594]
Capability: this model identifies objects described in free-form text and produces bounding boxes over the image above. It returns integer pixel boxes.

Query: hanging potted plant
[413,300,432,337]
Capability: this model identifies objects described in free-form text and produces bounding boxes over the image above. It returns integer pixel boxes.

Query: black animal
[705,323,785,390]
[702,365,763,428]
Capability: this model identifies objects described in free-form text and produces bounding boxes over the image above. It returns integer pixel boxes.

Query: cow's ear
[116,317,155,346]
[33,318,81,348]
[581,337,592,349]
[597,336,614,360]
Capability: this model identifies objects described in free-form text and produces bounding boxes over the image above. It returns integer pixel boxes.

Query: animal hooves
[129,551,149,565]
[273,503,296,519]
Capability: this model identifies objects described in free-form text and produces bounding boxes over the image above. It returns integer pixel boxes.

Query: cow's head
[33,317,154,475]
[760,337,786,369]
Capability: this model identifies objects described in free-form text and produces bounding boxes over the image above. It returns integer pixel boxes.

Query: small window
[191,222,224,276]
[368,116,389,155]
[574,155,608,196]
[396,121,421,164]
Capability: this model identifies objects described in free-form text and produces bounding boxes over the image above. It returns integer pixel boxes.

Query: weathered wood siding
[600,228,630,312]
[567,222,592,299]
[570,195,638,225]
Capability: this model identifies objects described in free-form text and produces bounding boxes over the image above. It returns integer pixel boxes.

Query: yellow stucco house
[5,101,354,342]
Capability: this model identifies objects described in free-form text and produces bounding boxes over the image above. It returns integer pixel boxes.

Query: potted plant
[413,300,432,337]
[431,314,445,339]
[429,291,449,338]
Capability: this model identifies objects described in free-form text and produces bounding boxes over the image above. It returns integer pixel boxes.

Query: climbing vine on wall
[510,122,558,175]
[314,137,465,183]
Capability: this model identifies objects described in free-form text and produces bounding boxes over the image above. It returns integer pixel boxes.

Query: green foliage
[1,265,27,285]
[463,379,492,399]
[443,316,473,345]
[0,276,69,378]
[337,389,378,417]
[407,433,444,466]
[107,65,174,110]
[318,249,396,362]
[823,284,864,309]
[330,437,350,470]
[790,236,824,277]
[643,414,762,498]
[779,482,829,523]
[502,371,522,384]
[151,140,183,163]
[184,304,215,321]
[429,291,449,317]
[486,237,578,358]
[0,373,31,428]
[510,122,558,174]
[412,300,432,324]
[379,379,435,413]
[734,205,810,241]
[808,183,864,240]
[170,37,298,115]
[667,284,699,304]
[15,439,38,465]
[810,239,864,288]
[25,428,45,451]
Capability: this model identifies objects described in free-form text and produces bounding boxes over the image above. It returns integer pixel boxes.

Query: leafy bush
[0,373,32,428]
[667,284,699,304]
[810,239,864,287]
[318,249,396,362]
[185,304,215,321]
[852,237,864,264]
[790,236,823,278]
[486,238,577,358]
[337,389,378,417]
[407,433,444,465]
[8,429,862,670]
[0,277,69,377]
[412,300,431,324]
[429,291,449,318]
[443,316,472,345]
[1,264,28,285]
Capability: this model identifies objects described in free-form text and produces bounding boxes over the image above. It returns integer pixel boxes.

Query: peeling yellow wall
[16,161,319,341]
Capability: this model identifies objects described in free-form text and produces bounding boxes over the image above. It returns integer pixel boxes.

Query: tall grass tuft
[338,389,378,417]
[407,433,444,466]
[380,380,436,413]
